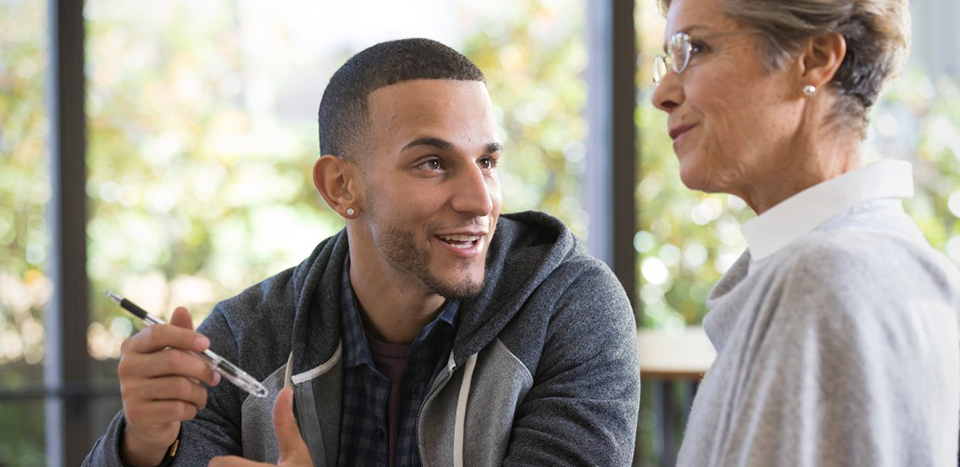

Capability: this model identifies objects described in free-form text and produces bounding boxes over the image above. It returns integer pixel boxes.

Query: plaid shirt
[337,259,459,467]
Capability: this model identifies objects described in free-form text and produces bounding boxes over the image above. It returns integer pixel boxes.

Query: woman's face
[652,0,804,198]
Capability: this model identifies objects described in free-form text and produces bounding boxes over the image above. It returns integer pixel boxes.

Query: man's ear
[797,32,847,94]
[313,154,363,219]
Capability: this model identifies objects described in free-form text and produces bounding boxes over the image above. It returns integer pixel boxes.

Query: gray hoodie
[84,211,641,466]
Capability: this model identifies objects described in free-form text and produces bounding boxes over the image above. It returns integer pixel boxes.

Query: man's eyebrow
[485,142,503,154]
[401,137,454,152]
[400,137,503,154]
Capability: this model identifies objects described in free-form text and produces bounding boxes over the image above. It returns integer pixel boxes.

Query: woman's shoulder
[762,225,960,321]
[788,223,953,279]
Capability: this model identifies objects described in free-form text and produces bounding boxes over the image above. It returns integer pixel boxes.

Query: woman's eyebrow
[664,24,709,53]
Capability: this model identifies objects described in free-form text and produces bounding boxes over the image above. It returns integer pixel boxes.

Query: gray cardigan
[678,200,960,466]
[84,211,640,466]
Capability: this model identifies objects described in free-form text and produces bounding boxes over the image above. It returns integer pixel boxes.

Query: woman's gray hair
[658,0,911,137]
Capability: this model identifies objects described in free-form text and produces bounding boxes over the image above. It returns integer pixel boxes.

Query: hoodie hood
[284,210,581,376]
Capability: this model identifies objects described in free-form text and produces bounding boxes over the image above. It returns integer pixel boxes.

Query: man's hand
[208,387,312,466]
[118,307,221,467]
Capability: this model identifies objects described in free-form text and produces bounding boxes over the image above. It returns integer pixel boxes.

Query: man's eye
[419,159,442,170]
[479,157,498,170]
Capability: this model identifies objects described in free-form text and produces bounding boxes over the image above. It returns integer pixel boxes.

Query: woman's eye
[689,42,705,56]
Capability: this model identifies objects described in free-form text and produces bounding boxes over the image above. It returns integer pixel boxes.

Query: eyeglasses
[653,31,692,84]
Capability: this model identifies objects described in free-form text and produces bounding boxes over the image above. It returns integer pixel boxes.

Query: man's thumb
[274,387,312,464]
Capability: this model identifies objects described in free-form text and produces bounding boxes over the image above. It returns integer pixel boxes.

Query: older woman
[652,0,960,465]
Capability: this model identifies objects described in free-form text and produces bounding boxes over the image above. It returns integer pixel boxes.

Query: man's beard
[376,223,485,299]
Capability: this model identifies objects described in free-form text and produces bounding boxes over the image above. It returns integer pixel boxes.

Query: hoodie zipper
[415,362,457,466]
[293,387,310,451]
[293,385,323,465]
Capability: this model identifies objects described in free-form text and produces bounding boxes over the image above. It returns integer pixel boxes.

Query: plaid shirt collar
[340,257,459,370]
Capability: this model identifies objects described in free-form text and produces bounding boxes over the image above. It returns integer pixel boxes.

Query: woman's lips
[669,123,696,140]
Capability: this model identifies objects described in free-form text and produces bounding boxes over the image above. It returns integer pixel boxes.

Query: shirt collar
[742,160,914,263]
[340,256,459,369]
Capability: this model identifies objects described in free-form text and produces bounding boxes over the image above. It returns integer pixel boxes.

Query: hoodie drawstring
[453,353,478,467]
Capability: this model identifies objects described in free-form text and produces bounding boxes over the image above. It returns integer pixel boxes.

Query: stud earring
[803,84,817,96]
[345,207,356,217]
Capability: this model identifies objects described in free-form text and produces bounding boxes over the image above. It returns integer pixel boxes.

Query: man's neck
[348,255,447,345]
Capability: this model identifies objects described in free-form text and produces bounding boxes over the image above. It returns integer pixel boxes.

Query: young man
[84,38,640,467]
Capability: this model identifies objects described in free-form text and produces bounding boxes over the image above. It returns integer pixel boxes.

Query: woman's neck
[740,134,863,215]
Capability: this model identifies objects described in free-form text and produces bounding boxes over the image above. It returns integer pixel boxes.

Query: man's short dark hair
[318,38,486,158]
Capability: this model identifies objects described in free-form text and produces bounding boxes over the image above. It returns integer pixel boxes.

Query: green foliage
[0,400,45,467]
[636,1,753,329]
[0,0,53,461]
[0,0,49,346]
[461,0,589,236]
[84,0,344,334]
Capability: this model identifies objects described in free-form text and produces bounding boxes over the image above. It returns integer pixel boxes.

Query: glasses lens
[653,56,668,83]
[669,32,691,74]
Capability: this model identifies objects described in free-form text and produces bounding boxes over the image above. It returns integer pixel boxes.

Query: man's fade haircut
[318,38,486,158]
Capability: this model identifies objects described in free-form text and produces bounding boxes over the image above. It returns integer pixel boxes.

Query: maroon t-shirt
[366,333,410,467]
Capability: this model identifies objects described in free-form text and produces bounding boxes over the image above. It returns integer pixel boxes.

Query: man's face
[353,79,502,299]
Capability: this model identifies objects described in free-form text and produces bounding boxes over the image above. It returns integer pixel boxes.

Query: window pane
[875,2,960,268]
[0,400,45,466]
[88,395,124,449]
[0,0,49,461]
[0,0,49,381]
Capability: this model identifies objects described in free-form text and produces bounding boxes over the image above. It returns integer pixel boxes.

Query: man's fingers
[206,389,311,467]
[274,387,312,464]
[125,322,209,354]
[124,398,203,425]
[127,375,210,409]
[119,347,219,386]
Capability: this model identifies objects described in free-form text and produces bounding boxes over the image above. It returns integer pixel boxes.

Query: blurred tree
[462,0,589,237]
[0,0,50,463]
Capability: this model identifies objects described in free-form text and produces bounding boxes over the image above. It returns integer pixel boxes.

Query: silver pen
[105,290,268,398]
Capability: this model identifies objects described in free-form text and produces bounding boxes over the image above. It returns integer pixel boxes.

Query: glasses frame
[653,31,692,84]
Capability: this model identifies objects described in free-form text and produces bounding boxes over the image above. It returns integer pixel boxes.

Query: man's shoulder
[198,231,348,371]
[211,229,346,323]
[497,210,623,303]
[496,211,570,249]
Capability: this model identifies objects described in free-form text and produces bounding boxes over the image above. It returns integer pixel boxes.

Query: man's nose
[450,164,494,217]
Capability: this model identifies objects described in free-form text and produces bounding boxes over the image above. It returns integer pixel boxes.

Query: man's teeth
[439,235,480,248]
[439,235,479,242]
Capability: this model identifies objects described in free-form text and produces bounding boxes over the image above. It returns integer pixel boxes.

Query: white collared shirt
[742,160,914,263]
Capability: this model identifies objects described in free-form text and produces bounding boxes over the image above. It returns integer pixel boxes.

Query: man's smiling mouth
[438,234,481,249]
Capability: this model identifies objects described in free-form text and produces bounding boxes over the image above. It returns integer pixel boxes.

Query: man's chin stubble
[423,274,484,299]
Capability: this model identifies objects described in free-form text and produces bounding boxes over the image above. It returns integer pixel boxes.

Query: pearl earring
[345,207,355,216]
[803,84,817,96]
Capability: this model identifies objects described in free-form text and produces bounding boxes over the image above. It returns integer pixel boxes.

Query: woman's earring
[803,84,817,96]
[345,207,356,217]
